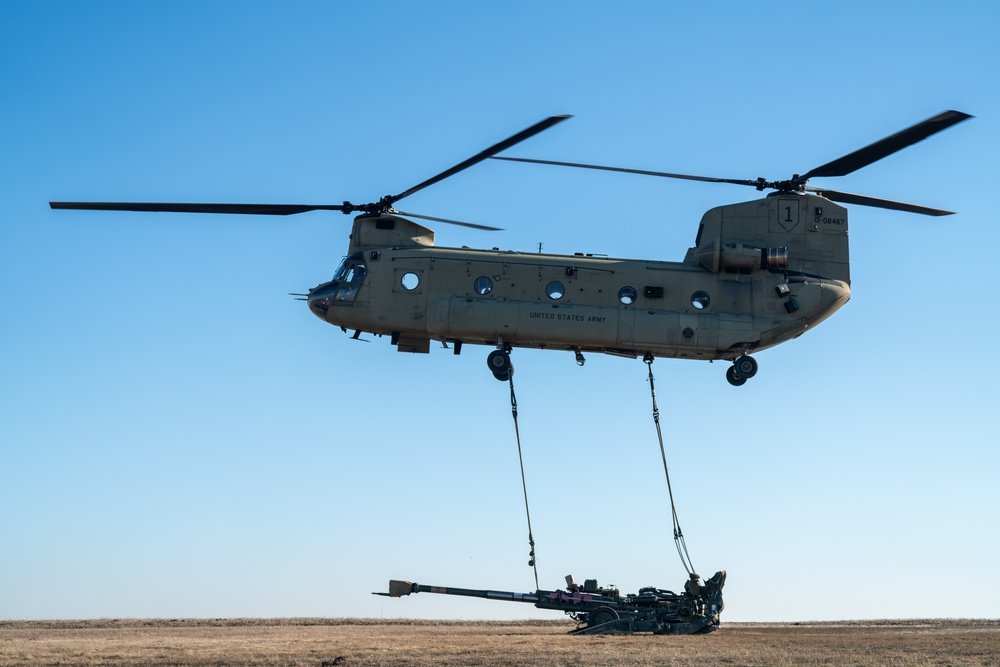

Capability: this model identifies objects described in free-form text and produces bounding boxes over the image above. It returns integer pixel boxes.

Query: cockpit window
[332,258,348,281]
[332,254,367,304]
[333,253,364,282]
[345,264,366,283]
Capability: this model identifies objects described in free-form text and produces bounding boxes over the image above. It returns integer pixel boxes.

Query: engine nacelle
[695,241,787,273]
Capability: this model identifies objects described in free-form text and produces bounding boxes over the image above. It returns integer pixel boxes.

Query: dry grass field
[1,618,998,666]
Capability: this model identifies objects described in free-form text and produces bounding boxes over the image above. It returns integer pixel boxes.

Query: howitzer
[375,570,726,635]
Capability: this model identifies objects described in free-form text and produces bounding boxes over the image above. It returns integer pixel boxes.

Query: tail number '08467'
[820,217,846,225]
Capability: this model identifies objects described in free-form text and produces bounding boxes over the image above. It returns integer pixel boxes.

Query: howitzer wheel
[587,606,620,628]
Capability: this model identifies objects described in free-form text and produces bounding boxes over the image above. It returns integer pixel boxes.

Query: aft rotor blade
[491,156,760,187]
[807,187,954,216]
[391,209,502,231]
[389,115,572,204]
[49,202,348,215]
[800,110,972,181]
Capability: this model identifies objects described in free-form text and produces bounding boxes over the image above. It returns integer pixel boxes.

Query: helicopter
[50,110,970,386]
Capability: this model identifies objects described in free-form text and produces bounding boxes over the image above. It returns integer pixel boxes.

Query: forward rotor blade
[389,115,572,204]
[491,156,759,187]
[390,209,502,231]
[806,187,954,216]
[49,202,348,215]
[800,110,972,181]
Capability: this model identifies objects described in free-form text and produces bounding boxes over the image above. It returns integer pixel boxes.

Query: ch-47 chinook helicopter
[51,110,970,385]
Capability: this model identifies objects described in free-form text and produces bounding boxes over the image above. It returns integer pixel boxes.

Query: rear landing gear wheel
[726,366,747,386]
[733,355,758,379]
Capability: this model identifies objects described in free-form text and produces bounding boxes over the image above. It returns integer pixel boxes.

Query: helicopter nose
[308,282,338,320]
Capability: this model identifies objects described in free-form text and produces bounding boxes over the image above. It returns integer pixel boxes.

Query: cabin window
[401,272,420,291]
[690,290,711,310]
[618,286,637,305]
[474,276,493,295]
[546,281,565,300]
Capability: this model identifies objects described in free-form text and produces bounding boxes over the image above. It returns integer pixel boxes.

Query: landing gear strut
[726,355,758,387]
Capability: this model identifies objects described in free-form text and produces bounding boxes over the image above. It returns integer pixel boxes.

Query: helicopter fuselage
[51,110,968,384]
[308,192,851,366]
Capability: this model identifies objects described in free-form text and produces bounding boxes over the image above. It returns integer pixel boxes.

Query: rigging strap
[508,372,540,590]
[644,354,697,576]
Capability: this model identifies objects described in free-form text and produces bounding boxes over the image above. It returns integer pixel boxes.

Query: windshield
[332,257,349,281]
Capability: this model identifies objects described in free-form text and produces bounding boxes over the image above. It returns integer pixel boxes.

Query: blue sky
[2,1,998,622]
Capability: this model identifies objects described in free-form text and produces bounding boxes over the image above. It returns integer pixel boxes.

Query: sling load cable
[643,354,697,576]
[507,370,540,591]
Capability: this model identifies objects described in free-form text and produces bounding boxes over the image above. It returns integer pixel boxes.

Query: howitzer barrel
[378,580,539,604]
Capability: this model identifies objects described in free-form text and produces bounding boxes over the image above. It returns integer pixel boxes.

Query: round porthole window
[401,272,420,291]
[474,276,493,295]
[546,281,565,300]
[691,290,710,310]
[618,286,637,305]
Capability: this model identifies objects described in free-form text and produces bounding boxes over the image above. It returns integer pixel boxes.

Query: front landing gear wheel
[726,366,747,386]
[487,350,512,375]
[733,355,758,379]
[488,350,514,381]
[492,366,514,382]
